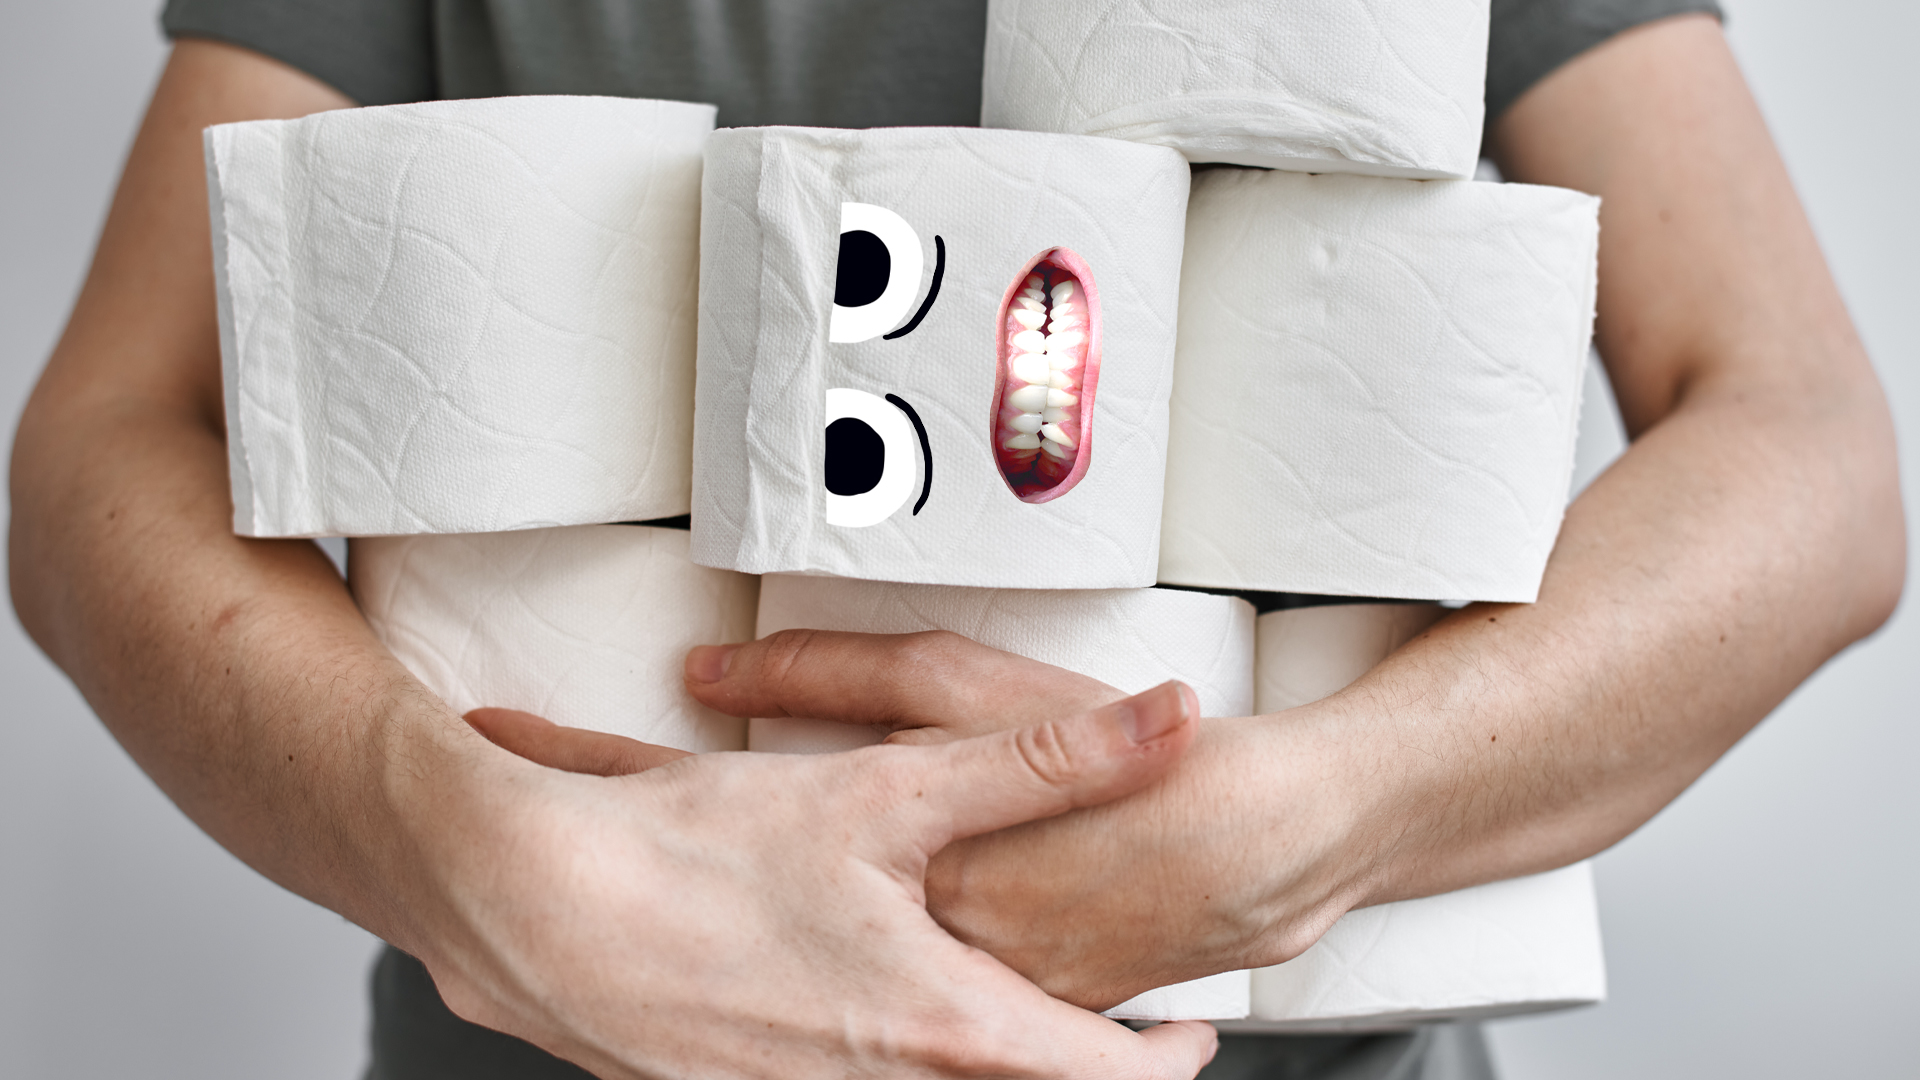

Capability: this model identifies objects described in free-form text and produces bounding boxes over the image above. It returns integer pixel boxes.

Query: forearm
[1311,367,1901,909]
[11,397,463,935]
[6,40,494,954]
[1252,15,1905,919]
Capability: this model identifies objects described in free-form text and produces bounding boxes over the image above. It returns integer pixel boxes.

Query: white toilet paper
[692,126,1190,590]
[207,96,715,538]
[1256,602,1448,712]
[1237,603,1606,1031]
[748,573,1255,1021]
[980,0,1490,180]
[1246,862,1606,1032]
[351,525,759,753]
[1159,169,1600,603]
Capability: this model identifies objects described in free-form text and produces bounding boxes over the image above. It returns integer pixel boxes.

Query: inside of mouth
[996,257,1092,500]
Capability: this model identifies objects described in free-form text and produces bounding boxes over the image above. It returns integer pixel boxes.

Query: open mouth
[993,247,1100,502]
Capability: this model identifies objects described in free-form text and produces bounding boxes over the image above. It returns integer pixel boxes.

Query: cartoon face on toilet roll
[691,126,1188,589]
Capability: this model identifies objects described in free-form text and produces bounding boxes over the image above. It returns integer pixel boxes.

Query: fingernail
[1118,681,1191,744]
[686,644,739,684]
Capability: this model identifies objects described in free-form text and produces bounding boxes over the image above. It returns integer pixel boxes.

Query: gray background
[1,2,1912,1077]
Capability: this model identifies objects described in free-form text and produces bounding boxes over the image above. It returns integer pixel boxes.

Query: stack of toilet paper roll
[958,0,1608,1029]
[208,5,1608,1037]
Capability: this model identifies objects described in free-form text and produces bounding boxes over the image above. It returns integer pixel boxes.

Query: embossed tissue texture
[747,573,1254,1021]
[981,0,1490,179]
[1246,862,1606,1031]
[691,126,1189,589]
[1235,604,1605,1031]
[1160,170,1600,603]
[206,97,715,537]
[351,525,759,753]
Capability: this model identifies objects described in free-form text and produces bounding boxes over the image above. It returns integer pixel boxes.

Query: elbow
[1836,390,1907,642]
[1851,493,1906,641]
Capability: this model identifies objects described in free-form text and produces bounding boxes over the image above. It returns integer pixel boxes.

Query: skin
[5,8,1904,1073]
[476,12,1908,1009]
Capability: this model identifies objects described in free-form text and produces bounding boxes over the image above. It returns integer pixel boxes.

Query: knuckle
[1012,720,1084,794]
[892,629,972,672]
[755,627,822,692]
[902,1020,1011,1076]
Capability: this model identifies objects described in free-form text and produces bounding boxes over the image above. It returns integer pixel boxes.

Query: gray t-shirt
[159,2,1719,1077]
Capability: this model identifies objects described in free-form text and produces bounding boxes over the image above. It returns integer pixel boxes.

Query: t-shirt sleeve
[1488,0,1724,126]
[161,0,436,106]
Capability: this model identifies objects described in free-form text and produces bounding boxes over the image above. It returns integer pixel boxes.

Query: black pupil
[825,417,886,496]
[835,230,891,308]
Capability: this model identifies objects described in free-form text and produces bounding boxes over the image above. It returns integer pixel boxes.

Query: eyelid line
[882,235,945,341]
[885,393,934,516]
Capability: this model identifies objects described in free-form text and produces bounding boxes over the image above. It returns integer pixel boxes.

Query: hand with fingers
[471,629,1368,1015]
[445,677,1220,1079]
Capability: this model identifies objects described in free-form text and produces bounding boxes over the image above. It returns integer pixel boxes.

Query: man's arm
[640,14,1905,1005]
[6,39,1223,1078]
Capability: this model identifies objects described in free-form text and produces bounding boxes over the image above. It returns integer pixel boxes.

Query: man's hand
[421,684,1219,1078]
[481,633,1370,1011]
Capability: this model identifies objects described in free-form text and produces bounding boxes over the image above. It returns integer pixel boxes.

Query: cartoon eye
[830,203,925,344]
[824,388,930,527]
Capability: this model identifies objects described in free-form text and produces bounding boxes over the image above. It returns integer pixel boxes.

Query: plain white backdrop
[1,2,1913,1077]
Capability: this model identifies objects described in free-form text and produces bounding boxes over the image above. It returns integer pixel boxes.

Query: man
[7,1,1904,1078]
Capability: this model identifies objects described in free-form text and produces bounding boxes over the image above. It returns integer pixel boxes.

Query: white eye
[829,203,924,344]
[824,388,919,527]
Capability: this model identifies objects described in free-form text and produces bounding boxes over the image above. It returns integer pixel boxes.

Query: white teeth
[1010,329,1046,353]
[1008,384,1051,412]
[1047,330,1086,352]
[1020,288,1047,303]
[1003,433,1043,450]
[1048,371,1076,389]
[1040,422,1074,446]
[1017,297,1046,312]
[1050,281,1078,302]
[1025,274,1045,291]
[1051,301,1079,318]
[1040,439,1071,459]
[1046,388,1077,408]
[1008,413,1044,434]
[1047,318,1082,334]
[1042,407,1067,423]
[1011,353,1051,385]
[1049,351,1081,372]
[1012,309,1045,331]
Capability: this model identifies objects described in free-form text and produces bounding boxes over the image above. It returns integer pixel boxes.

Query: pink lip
[991,247,1101,503]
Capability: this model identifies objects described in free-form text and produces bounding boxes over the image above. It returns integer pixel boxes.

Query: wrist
[1231,704,1392,964]
[352,675,524,959]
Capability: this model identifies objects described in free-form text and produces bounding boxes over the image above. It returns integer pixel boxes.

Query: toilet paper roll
[207,96,715,538]
[1160,170,1600,603]
[980,0,1489,180]
[351,525,759,753]
[1238,603,1606,1031]
[692,126,1190,590]
[748,573,1255,1021]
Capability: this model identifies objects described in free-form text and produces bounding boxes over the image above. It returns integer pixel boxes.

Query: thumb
[889,680,1198,854]
[465,708,692,776]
